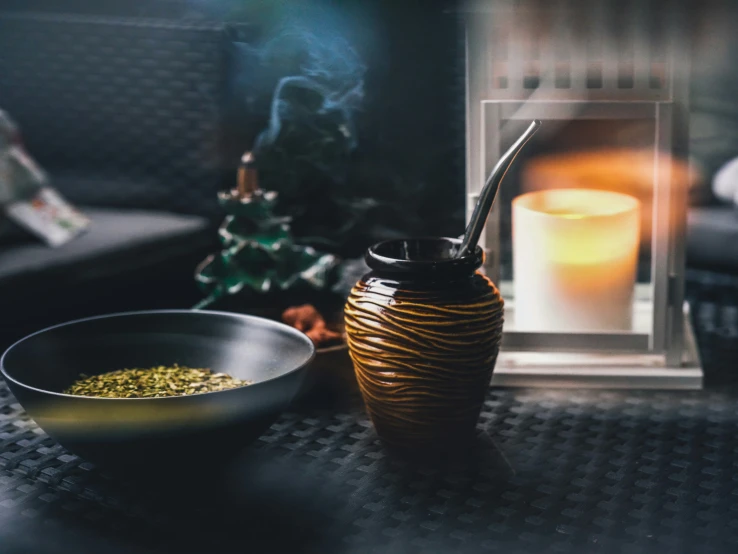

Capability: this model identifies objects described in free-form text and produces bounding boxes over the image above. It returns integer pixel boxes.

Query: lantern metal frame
[463,1,702,389]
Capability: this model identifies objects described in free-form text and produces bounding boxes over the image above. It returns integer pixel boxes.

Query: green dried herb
[64,364,251,398]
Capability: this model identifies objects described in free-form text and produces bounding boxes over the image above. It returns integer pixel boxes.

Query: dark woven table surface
[2,269,738,554]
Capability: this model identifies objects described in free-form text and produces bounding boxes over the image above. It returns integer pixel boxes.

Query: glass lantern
[463,1,702,388]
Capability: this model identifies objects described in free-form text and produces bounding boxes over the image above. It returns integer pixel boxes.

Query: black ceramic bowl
[0,310,314,469]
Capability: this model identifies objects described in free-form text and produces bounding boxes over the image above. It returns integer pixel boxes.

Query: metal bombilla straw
[456,120,542,259]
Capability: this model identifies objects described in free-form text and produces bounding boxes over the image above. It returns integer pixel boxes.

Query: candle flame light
[521,148,699,245]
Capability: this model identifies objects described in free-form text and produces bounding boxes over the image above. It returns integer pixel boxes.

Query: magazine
[5,187,90,247]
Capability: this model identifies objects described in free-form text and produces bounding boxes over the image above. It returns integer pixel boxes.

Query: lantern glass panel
[477,100,688,354]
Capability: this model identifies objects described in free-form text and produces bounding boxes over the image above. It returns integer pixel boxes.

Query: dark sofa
[0,12,233,346]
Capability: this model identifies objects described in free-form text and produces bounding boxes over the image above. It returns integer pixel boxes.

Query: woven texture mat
[2,269,738,554]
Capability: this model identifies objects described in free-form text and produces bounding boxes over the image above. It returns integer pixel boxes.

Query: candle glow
[512,188,641,332]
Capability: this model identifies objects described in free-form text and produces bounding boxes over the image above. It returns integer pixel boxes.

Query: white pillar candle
[512,188,641,332]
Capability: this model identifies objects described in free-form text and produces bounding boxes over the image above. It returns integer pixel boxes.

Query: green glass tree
[194,152,340,310]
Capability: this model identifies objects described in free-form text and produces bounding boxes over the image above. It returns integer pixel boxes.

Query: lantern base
[492,302,703,390]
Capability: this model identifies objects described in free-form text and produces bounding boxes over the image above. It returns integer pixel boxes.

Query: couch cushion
[0,13,228,219]
[687,206,738,270]
[0,207,212,289]
[50,171,220,219]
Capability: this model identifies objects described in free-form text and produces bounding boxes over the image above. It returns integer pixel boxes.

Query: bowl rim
[0,309,316,401]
